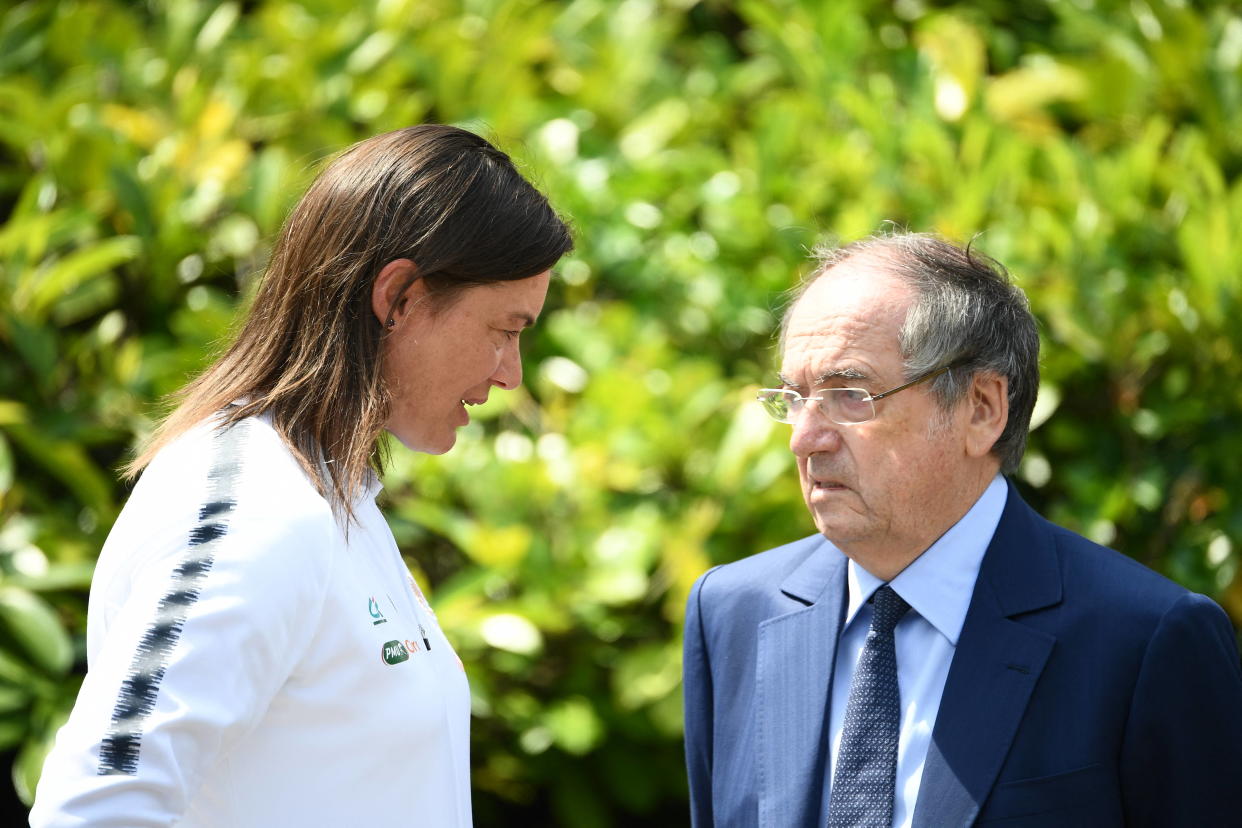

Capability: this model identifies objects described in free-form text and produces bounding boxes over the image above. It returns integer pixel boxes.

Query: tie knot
[870,585,910,634]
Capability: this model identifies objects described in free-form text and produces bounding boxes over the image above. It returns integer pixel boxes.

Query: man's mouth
[806,455,848,490]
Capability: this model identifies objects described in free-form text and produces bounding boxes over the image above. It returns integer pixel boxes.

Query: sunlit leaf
[544,696,603,756]
[0,588,73,677]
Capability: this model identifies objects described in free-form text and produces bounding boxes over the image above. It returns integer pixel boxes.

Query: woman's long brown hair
[127,125,573,520]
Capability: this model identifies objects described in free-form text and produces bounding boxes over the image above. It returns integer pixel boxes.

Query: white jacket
[31,414,472,827]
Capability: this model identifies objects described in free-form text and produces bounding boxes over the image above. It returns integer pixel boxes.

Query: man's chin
[803,486,855,521]
[811,511,866,545]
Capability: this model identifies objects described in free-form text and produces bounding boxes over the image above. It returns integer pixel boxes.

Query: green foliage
[2,0,1240,821]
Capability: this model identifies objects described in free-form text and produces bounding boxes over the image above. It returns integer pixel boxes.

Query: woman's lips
[456,396,488,427]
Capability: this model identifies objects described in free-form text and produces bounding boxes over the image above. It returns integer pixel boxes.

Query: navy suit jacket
[683,483,1242,826]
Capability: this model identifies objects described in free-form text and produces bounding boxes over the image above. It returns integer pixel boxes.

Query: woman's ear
[371,259,425,328]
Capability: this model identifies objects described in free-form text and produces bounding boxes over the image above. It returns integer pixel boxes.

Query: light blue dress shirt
[826,474,1008,828]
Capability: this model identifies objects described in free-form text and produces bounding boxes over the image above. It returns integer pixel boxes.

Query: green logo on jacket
[382,640,409,665]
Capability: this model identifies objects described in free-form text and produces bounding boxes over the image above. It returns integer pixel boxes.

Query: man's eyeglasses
[756,363,960,426]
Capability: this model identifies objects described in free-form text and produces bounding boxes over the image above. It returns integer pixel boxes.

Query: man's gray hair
[783,232,1040,474]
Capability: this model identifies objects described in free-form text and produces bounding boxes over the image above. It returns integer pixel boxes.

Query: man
[682,233,1242,827]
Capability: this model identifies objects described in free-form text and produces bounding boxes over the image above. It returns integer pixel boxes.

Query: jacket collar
[913,481,1063,827]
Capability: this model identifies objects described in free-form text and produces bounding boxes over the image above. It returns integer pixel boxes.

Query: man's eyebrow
[815,367,868,384]
[778,367,869,387]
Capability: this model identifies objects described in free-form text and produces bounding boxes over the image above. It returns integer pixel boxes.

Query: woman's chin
[388,425,457,456]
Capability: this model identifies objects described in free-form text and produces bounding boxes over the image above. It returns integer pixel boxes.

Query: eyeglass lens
[760,389,875,425]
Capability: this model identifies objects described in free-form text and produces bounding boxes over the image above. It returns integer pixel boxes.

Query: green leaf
[0,683,30,716]
[6,562,96,593]
[0,433,12,496]
[0,587,74,677]
[544,696,603,756]
[4,423,115,517]
[12,713,65,806]
[0,647,34,686]
[612,642,681,711]
[12,235,140,322]
[3,312,58,382]
[0,713,27,753]
[107,164,156,240]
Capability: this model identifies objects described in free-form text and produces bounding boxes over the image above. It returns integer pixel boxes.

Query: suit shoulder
[694,533,827,599]
[1045,519,1196,617]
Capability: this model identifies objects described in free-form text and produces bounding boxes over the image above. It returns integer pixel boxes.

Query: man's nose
[789,402,842,457]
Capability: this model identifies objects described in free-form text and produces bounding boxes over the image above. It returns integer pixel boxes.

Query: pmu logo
[381,640,409,665]
[368,597,387,626]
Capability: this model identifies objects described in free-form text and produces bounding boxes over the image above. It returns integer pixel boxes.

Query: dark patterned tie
[827,584,911,828]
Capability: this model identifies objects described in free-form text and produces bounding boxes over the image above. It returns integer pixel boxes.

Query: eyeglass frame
[756,360,967,426]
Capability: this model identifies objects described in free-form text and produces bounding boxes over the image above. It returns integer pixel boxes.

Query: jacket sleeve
[1120,591,1242,826]
[684,567,720,828]
[29,507,335,828]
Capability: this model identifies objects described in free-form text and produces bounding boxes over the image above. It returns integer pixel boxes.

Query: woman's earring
[385,318,395,329]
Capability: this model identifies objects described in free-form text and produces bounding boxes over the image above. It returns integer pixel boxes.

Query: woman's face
[382,271,551,454]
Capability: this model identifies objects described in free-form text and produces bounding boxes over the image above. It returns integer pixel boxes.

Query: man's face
[780,259,977,565]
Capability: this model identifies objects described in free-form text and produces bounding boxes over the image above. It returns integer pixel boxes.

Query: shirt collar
[843,474,1008,646]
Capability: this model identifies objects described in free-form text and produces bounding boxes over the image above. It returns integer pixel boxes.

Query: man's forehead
[782,264,912,374]
[790,260,911,325]
[779,334,889,386]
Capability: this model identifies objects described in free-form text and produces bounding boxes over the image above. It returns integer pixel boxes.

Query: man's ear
[370,259,425,328]
[965,371,1009,459]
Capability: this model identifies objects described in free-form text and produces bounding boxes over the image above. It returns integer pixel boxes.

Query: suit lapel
[913,485,1061,828]
[756,541,847,828]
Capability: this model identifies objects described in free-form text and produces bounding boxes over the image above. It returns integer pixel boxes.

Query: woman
[31,125,572,827]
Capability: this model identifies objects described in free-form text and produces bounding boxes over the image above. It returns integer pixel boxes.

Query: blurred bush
[1,0,1240,822]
